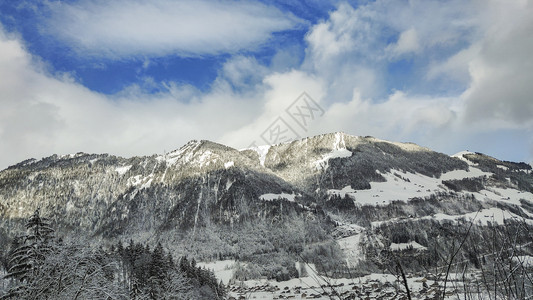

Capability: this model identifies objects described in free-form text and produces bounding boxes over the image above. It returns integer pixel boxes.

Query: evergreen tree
[149,242,166,282]
[147,242,167,299]
[5,209,54,282]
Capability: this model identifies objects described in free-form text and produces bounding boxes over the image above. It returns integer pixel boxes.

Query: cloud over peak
[1,0,532,169]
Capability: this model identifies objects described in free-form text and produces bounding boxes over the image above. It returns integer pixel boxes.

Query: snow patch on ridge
[115,165,132,175]
[128,175,143,186]
[370,136,427,152]
[243,145,271,167]
[452,151,478,166]
[452,150,475,158]
[314,132,352,170]
[259,192,296,202]
[328,166,494,206]
[440,167,492,181]
[390,241,427,251]
[197,150,214,167]
[157,140,201,167]
[127,174,154,189]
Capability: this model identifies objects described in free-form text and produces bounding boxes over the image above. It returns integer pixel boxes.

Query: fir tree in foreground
[1,211,225,300]
[5,209,54,283]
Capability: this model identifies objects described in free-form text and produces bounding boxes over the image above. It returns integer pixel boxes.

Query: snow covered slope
[0,132,532,281]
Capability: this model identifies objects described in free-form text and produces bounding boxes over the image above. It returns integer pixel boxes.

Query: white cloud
[298,0,533,163]
[309,90,460,141]
[300,0,483,101]
[427,44,481,83]
[2,0,533,169]
[217,55,269,90]
[220,70,326,148]
[304,0,480,67]
[304,3,359,63]
[387,28,420,56]
[461,0,533,127]
[43,0,303,58]
[0,27,261,168]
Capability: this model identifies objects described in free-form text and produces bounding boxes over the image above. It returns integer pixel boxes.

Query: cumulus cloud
[304,0,479,65]
[2,0,533,169]
[220,70,326,148]
[217,55,269,90]
[310,90,460,141]
[303,0,533,123]
[0,27,260,168]
[427,44,481,83]
[43,0,303,58]
[300,0,483,102]
[462,0,533,127]
[297,0,532,163]
[387,28,420,57]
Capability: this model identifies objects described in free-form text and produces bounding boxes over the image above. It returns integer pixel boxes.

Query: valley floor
[200,260,507,300]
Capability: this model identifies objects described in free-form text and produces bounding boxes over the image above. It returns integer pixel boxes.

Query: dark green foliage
[510,172,533,193]
[178,257,226,298]
[442,176,486,192]
[325,194,356,210]
[169,216,331,264]
[371,216,533,276]
[115,240,226,299]
[463,153,533,192]
[167,217,332,282]
[233,252,298,281]
[311,140,469,192]
[519,199,533,214]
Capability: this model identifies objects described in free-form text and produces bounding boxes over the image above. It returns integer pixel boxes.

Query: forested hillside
[1,133,532,299]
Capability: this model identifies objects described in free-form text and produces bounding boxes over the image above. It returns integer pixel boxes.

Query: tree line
[1,210,225,299]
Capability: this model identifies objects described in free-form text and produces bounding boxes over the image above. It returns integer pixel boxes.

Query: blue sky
[0,0,532,169]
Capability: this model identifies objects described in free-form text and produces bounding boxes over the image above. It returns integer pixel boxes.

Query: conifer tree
[5,209,54,282]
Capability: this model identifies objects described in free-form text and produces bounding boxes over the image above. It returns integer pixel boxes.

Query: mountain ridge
[1,132,532,279]
[7,132,530,173]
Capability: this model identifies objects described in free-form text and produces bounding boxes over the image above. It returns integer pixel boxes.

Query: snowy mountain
[1,132,533,294]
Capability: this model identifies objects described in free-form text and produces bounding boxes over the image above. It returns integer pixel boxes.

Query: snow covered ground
[202,259,443,300]
[338,233,364,267]
[390,241,427,251]
[314,132,353,170]
[115,165,132,175]
[198,254,529,300]
[431,207,533,226]
[347,169,443,205]
[196,260,236,285]
[512,255,533,267]
[326,164,533,220]
[259,192,296,202]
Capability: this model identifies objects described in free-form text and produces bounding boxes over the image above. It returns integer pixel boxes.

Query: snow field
[390,241,427,251]
[259,192,296,202]
[196,260,236,285]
